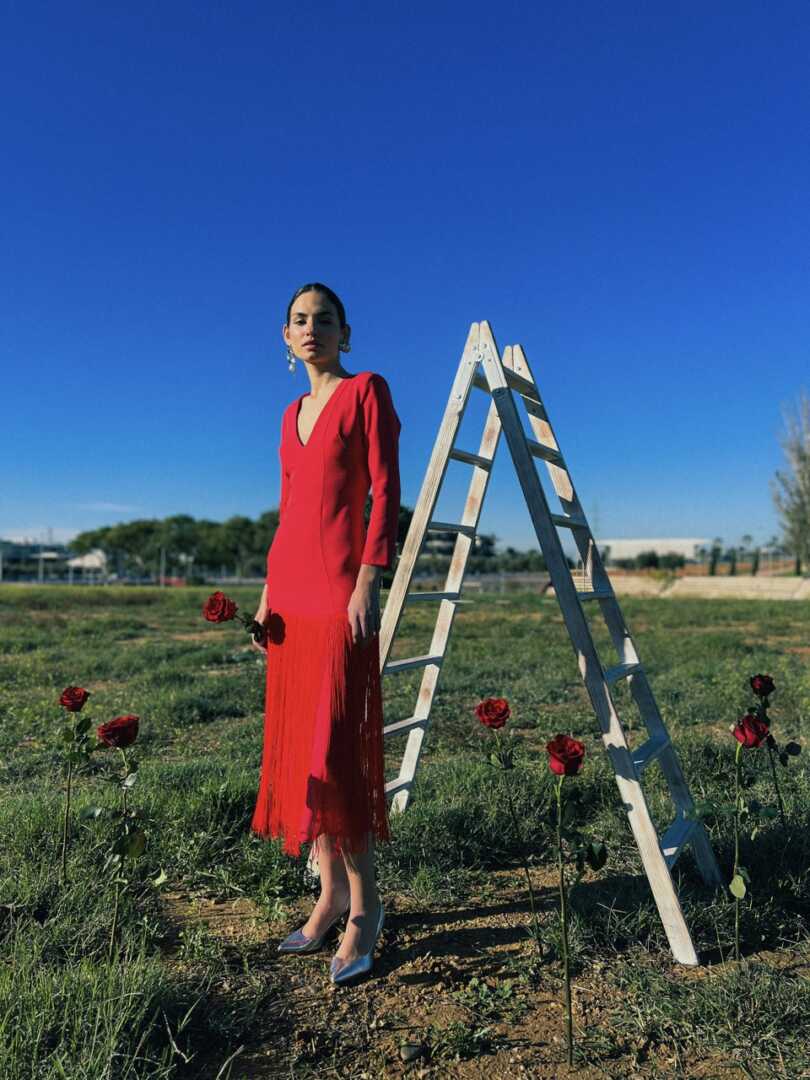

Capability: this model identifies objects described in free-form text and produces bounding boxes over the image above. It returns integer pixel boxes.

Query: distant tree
[771,389,810,575]
[708,539,722,576]
[70,526,113,556]
[659,552,686,570]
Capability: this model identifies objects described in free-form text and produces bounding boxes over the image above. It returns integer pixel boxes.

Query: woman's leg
[299,833,351,939]
[333,832,382,964]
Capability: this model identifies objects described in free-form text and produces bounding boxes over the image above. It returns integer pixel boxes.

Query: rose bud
[732,712,769,749]
[475,697,510,730]
[202,591,238,623]
[97,714,140,749]
[59,686,90,712]
[750,674,775,698]
[546,733,586,776]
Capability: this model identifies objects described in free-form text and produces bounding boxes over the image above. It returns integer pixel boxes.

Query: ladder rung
[383,653,444,674]
[550,512,589,530]
[576,589,614,601]
[471,368,541,402]
[503,367,541,399]
[523,397,550,422]
[385,776,413,797]
[406,590,462,603]
[632,734,670,772]
[526,438,564,467]
[660,817,697,868]
[427,520,476,538]
[604,661,643,685]
[449,447,493,470]
[383,715,427,737]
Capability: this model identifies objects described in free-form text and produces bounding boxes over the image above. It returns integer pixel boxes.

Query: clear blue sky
[2,2,808,554]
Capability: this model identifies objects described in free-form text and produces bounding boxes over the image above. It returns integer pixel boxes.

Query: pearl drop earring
[287,344,296,372]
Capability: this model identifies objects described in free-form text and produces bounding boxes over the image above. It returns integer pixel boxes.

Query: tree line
[68,502,528,581]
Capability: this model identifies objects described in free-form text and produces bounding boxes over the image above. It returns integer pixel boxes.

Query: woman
[250,282,401,985]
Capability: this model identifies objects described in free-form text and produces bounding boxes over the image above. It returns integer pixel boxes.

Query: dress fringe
[250,607,391,858]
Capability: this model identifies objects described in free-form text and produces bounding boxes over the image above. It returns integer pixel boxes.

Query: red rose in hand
[546,733,586,776]
[732,712,769,749]
[475,697,510,730]
[750,674,775,698]
[97,714,139,748]
[59,686,90,712]
[202,591,238,623]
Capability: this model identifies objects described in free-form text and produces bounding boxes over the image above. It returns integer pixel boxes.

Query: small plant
[202,590,267,645]
[474,696,544,955]
[547,733,607,1068]
[452,974,527,1023]
[426,1019,492,1061]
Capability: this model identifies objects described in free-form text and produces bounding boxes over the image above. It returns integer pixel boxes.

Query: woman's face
[283,290,349,364]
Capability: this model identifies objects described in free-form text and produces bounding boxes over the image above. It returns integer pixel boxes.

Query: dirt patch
[154,868,756,1079]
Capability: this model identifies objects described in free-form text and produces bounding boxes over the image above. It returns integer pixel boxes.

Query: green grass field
[1,585,808,1079]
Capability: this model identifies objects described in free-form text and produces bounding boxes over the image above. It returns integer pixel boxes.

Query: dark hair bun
[286,283,347,329]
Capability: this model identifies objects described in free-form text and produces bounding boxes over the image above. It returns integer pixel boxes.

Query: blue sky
[2,2,808,555]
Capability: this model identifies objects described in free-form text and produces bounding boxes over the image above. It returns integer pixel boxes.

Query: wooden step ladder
[378,320,722,966]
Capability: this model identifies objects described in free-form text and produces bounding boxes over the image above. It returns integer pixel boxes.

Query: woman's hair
[285,282,347,329]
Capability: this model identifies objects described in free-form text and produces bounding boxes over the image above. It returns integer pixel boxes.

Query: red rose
[475,697,510,730]
[750,674,775,698]
[97,714,140,748]
[59,686,90,712]
[546,734,586,776]
[732,713,769,749]
[202,591,238,623]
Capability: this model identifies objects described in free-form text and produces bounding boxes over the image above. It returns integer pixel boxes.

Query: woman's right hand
[251,585,269,654]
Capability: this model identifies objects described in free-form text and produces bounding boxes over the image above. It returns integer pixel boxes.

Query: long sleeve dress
[250,370,402,858]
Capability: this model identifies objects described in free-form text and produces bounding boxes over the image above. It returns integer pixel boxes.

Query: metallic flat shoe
[329,901,385,985]
[276,904,349,954]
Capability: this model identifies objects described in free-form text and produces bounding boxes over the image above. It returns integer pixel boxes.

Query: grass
[1,584,809,1077]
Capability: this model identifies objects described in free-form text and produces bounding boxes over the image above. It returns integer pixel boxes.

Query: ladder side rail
[391,353,508,812]
[510,345,643,671]
[477,322,700,965]
[379,323,481,667]
[511,342,721,890]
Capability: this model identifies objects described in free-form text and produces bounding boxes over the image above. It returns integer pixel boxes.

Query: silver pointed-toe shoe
[277,904,349,954]
[329,901,385,985]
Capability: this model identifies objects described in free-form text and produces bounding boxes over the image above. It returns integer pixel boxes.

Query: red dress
[250,370,401,857]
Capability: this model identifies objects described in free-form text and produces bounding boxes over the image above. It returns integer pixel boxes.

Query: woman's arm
[348,374,401,644]
[358,373,401,570]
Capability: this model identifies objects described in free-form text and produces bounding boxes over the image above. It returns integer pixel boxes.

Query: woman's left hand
[347,580,381,647]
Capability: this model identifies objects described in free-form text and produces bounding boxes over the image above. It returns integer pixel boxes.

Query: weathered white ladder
[378,320,722,966]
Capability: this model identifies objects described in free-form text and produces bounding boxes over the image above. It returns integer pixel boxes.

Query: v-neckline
[294,375,355,448]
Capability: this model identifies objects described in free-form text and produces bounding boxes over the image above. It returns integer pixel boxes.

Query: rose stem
[557,775,573,1066]
[61,756,73,886]
[734,740,742,962]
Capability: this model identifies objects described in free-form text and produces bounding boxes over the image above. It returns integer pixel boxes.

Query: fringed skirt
[250,608,391,857]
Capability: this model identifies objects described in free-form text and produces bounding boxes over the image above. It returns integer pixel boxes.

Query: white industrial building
[597,538,711,563]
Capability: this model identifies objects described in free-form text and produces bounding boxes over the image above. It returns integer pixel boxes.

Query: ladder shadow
[382,891,557,975]
[381,866,707,979]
